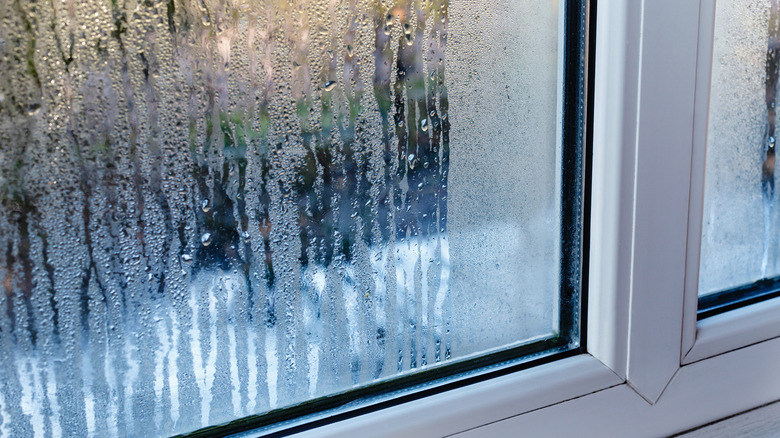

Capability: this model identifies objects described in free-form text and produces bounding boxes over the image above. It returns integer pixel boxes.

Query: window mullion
[623,0,700,403]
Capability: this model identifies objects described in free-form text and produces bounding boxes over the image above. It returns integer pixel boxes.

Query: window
[697,0,780,318]
[0,0,586,436]
[284,0,780,435]
[4,1,780,437]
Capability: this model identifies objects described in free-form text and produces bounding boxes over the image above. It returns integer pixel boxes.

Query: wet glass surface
[0,0,564,435]
[700,0,780,296]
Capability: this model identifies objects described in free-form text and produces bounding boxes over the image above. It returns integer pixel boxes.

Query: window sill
[289,355,621,438]
[456,335,780,437]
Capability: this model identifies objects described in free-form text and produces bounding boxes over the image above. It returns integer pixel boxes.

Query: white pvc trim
[290,355,621,438]
[684,296,780,364]
[624,0,700,402]
[587,0,638,381]
[682,0,717,362]
[457,336,780,437]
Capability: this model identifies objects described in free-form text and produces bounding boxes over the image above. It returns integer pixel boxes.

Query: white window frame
[289,1,780,436]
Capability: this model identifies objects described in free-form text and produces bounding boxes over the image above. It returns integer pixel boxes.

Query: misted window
[0,0,585,435]
[699,0,780,316]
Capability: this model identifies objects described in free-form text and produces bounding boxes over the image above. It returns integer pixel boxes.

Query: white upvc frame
[291,0,780,436]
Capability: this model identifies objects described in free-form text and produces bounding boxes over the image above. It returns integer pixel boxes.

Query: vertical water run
[0,0,453,435]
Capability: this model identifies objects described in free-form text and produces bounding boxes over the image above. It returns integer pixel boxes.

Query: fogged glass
[701,0,780,296]
[0,0,563,435]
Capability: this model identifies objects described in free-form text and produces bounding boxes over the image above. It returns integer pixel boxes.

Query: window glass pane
[0,0,574,435]
[700,0,779,297]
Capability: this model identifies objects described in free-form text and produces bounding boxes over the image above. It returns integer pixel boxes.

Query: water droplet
[403,23,412,35]
[417,182,424,190]
[323,81,337,91]
[346,45,354,57]
[201,199,211,212]
[242,231,250,242]
[407,153,416,162]
[201,232,212,246]
[421,119,429,131]
[405,33,413,45]
[398,119,404,127]
[27,103,40,116]
[430,110,436,117]
[182,254,193,262]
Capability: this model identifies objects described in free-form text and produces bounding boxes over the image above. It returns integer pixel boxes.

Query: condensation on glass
[0,0,563,435]
[700,0,780,296]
